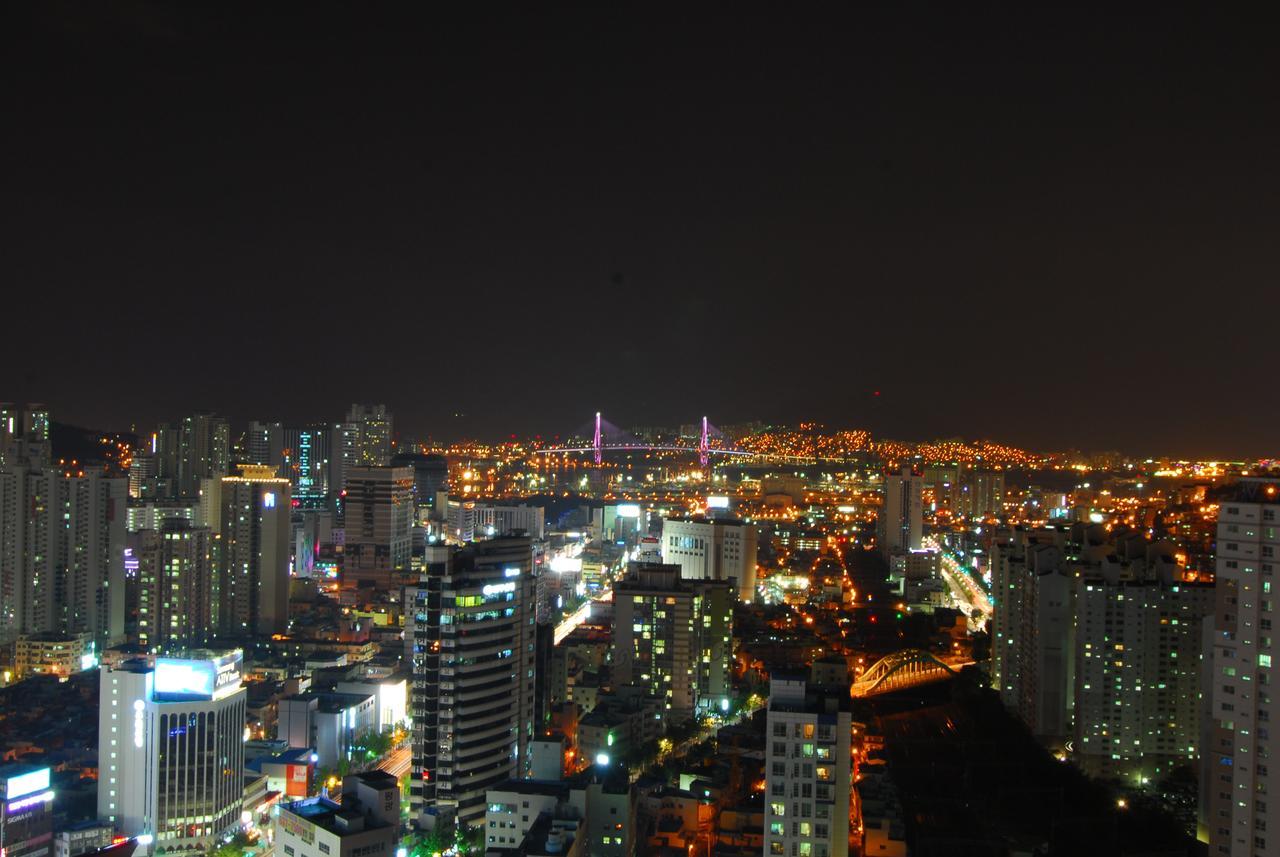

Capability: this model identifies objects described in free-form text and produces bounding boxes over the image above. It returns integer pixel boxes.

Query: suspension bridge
[543,413,755,468]
[850,649,974,698]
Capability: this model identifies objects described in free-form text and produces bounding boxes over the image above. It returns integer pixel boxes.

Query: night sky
[5,4,1277,456]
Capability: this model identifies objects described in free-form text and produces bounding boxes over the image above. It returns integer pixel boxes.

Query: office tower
[408,536,536,830]
[98,652,247,852]
[134,518,214,653]
[1205,478,1279,857]
[390,452,449,516]
[342,465,414,590]
[988,527,1073,739]
[0,404,50,468]
[959,467,1005,519]
[273,773,399,857]
[764,675,852,857]
[0,762,54,857]
[243,423,332,502]
[444,499,546,543]
[283,424,331,504]
[659,516,758,601]
[612,564,735,721]
[127,450,157,499]
[1071,546,1212,780]
[153,412,230,499]
[0,463,125,651]
[345,404,393,467]
[206,465,292,637]
[877,465,923,558]
[244,421,284,468]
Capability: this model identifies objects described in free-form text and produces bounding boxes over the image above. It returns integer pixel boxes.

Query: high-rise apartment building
[154,413,230,499]
[344,404,393,468]
[659,516,757,601]
[877,465,923,559]
[991,524,1212,780]
[989,527,1073,739]
[0,462,125,651]
[1205,478,1279,857]
[764,675,851,857]
[407,536,536,830]
[959,467,1005,519]
[0,404,51,468]
[98,652,247,854]
[244,421,284,469]
[203,465,291,638]
[342,465,414,591]
[612,564,734,721]
[1072,553,1212,779]
[134,518,214,653]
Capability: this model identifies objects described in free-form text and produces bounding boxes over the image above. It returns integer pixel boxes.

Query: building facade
[1205,479,1279,857]
[989,527,1073,740]
[0,463,126,651]
[0,763,54,857]
[659,517,757,601]
[134,519,214,653]
[342,466,414,590]
[877,466,922,559]
[273,773,399,857]
[611,564,734,722]
[204,465,292,637]
[764,676,851,857]
[408,536,537,830]
[153,413,230,499]
[98,652,247,855]
[13,632,96,681]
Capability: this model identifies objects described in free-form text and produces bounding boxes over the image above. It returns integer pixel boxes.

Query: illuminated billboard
[549,556,583,574]
[706,496,730,510]
[615,504,641,518]
[153,651,243,701]
[2,766,50,800]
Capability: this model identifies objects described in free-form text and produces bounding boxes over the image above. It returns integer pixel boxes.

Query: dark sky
[4,3,1278,456]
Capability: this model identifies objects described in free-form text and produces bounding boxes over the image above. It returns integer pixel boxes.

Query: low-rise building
[53,820,116,857]
[277,691,376,770]
[14,634,96,681]
[273,772,399,857]
[1,763,54,857]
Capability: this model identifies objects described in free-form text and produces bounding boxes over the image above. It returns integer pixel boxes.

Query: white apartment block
[1205,479,1279,857]
[764,676,851,857]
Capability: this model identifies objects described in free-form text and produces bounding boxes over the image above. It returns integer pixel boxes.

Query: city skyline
[2,6,1276,853]
[5,5,1279,456]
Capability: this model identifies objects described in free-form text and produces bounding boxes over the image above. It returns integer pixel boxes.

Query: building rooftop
[283,793,393,836]
[1224,476,1280,504]
[488,778,573,799]
[282,690,373,713]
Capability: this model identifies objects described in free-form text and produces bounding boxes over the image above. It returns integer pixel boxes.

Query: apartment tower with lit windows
[763,675,851,857]
[1204,478,1280,857]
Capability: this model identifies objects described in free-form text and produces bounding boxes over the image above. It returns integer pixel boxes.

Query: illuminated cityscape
[4,5,1277,857]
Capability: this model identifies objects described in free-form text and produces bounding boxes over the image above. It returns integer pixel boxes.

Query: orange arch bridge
[851,649,970,698]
